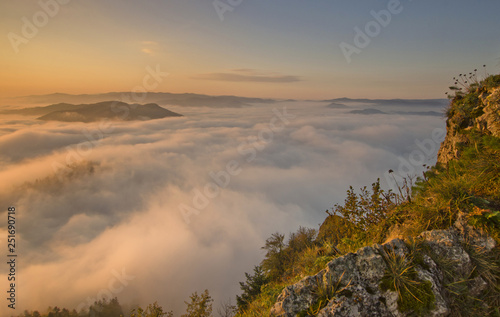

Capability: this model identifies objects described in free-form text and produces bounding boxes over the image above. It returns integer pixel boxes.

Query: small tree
[334,179,394,231]
[236,266,268,311]
[22,311,42,317]
[216,298,237,317]
[286,227,317,258]
[130,301,173,317]
[260,232,286,280]
[182,289,213,317]
[316,214,356,246]
[47,306,61,317]
[88,297,124,317]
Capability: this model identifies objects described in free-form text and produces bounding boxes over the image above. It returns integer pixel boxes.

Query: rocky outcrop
[437,87,500,165]
[270,227,495,317]
[476,87,500,137]
[436,129,469,166]
[270,79,500,316]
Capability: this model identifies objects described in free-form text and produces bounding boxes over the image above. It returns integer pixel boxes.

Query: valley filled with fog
[0,99,446,315]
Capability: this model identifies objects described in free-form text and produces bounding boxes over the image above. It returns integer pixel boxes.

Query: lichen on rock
[270,227,496,317]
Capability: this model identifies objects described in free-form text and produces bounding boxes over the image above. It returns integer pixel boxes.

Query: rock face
[270,227,495,317]
[270,80,500,316]
[476,87,500,137]
[437,87,500,165]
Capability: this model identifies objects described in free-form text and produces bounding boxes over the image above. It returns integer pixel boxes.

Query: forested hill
[1,101,182,122]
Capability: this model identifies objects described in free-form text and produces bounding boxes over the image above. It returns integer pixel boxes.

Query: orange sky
[1,1,499,101]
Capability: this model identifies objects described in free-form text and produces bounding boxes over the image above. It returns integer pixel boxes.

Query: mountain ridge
[2,101,183,122]
[4,92,276,108]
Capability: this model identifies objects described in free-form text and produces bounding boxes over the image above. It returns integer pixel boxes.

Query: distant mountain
[325,97,448,107]
[0,103,81,116]
[3,93,447,109]
[348,108,442,116]
[394,110,442,117]
[349,108,386,115]
[3,101,182,122]
[7,92,276,108]
[326,102,349,109]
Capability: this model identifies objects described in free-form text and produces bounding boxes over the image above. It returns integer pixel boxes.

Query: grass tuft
[379,248,435,315]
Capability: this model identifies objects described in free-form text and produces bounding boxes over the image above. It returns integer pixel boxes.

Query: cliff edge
[438,76,500,165]
[270,226,495,317]
[238,74,500,317]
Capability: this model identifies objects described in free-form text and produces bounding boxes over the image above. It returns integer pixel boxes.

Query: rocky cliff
[270,221,495,317]
[266,75,500,317]
[437,85,500,165]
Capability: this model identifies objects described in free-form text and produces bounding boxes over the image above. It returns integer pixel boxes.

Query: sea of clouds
[0,100,446,315]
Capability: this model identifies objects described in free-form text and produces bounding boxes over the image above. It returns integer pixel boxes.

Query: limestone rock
[270,228,494,317]
[477,87,500,137]
[437,87,500,165]
[436,128,469,165]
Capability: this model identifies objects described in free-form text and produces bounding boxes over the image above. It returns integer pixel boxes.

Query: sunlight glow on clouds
[0,101,445,315]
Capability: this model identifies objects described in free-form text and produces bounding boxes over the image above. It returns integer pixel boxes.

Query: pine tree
[181,289,213,317]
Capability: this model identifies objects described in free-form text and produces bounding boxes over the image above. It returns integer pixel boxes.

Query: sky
[1,0,500,100]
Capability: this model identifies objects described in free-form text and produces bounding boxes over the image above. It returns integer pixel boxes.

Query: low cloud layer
[0,101,445,315]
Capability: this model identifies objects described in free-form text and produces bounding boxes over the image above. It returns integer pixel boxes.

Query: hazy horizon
[2,1,500,100]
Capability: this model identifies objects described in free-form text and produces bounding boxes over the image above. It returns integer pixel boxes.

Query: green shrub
[316,214,356,246]
[236,266,269,311]
[131,302,173,317]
